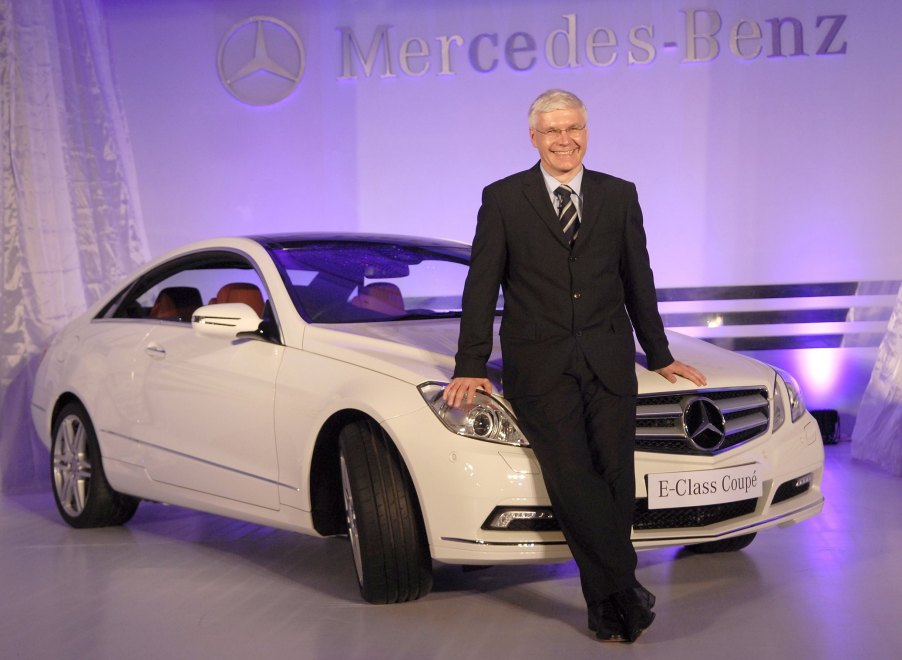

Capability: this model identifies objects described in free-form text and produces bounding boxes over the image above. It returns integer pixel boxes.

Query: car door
[110,251,283,510]
[141,322,283,510]
[77,322,156,467]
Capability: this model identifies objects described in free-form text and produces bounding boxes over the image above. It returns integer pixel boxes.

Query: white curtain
[0,0,149,492]
[852,285,902,476]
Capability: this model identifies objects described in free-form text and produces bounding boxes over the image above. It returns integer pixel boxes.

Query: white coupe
[31,234,825,603]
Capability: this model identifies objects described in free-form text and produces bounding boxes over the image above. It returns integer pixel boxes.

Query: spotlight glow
[796,348,842,400]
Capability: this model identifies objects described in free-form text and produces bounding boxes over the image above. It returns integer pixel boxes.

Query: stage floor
[1,443,899,660]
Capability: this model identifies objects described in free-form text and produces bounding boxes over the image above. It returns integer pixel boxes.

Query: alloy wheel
[52,414,93,517]
[340,452,364,585]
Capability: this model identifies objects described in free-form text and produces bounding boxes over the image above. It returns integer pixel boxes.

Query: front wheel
[339,419,432,603]
[51,402,139,528]
[685,532,757,554]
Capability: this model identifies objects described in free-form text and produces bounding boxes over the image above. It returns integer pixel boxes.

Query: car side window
[107,252,269,324]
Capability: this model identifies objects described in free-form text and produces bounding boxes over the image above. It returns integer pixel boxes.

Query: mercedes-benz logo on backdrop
[217,16,305,106]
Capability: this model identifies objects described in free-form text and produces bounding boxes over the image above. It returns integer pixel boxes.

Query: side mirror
[191,303,261,338]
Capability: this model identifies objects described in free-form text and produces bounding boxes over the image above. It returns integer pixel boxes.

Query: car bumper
[384,407,824,565]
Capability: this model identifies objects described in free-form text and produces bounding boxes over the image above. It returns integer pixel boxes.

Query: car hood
[302,319,483,387]
[301,319,776,396]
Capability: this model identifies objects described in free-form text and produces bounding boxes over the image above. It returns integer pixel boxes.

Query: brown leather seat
[350,282,405,315]
[149,287,203,321]
[209,282,265,317]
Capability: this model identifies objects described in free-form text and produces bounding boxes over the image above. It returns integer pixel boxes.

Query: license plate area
[646,463,763,510]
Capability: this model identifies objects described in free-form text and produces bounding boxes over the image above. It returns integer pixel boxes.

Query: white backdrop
[103,0,901,288]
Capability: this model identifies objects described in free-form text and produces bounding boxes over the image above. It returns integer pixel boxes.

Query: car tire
[51,402,139,528]
[686,532,757,554]
[339,419,432,603]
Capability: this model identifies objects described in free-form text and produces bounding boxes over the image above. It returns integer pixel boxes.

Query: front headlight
[773,368,806,428]
[418,382,528,446]
[773,374,787,431]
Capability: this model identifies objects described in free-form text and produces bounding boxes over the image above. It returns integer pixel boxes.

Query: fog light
[772,473,814,505]
[794,473,813,488]
[482,507,557,531]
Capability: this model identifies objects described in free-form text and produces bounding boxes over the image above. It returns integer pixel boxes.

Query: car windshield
[268,241,502,323]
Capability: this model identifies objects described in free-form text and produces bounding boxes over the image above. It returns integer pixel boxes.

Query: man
[443,89,706,643]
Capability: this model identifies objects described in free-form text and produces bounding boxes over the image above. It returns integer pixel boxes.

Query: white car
[31,234,825,603]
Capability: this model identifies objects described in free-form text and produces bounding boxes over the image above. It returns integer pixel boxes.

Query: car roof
[247,233,470,250]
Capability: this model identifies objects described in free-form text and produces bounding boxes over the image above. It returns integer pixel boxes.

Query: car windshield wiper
[387,311,463,321]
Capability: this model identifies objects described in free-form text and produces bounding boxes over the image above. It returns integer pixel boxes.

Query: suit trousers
[508,345,639,607]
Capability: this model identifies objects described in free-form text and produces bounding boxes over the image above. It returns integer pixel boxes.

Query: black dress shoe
[636,584,656,610]
[588,597,627,642]
[611,587,656,643]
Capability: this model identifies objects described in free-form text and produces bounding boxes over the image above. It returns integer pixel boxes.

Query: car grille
[632,497,759,530]
[635,387,770,455]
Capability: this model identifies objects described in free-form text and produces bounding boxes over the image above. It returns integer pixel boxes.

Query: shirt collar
[540,164,584,199]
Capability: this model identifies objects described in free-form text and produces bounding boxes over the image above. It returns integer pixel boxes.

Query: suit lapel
[521,164,571,249]
[574,170,606,249]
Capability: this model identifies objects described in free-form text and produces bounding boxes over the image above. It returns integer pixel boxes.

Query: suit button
[575,331,583,337]
[569,257,576,262]
[572,292,581,299]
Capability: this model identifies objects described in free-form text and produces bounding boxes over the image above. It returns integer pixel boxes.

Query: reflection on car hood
[302,319,775,395]
[648,331,775,393]
[302,318,490,388]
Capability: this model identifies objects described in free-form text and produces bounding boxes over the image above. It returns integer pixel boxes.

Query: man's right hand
[442,377,494,408]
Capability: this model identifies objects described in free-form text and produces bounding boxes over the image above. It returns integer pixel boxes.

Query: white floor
[1,443,900,660]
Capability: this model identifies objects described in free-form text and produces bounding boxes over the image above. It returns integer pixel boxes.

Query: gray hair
[528,89,587,128]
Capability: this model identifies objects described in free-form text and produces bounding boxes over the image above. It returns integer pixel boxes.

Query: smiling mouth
[552,148,578,156]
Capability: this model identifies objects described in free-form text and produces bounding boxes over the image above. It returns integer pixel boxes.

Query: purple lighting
[796,348,842,402]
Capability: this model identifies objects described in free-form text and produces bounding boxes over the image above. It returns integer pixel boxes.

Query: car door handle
[144,343,167,358]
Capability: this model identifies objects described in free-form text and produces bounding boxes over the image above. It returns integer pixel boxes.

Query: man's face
[530,107,588,181]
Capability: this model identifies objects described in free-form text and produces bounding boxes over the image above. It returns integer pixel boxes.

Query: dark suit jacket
[454,163,674,397]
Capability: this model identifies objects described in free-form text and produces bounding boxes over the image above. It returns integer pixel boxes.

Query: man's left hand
[655,360,707,387]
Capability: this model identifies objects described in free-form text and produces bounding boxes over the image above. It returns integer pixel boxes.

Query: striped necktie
[554,184,580,244]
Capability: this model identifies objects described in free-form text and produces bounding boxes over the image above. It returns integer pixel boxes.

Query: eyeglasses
[534,126,586,139]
